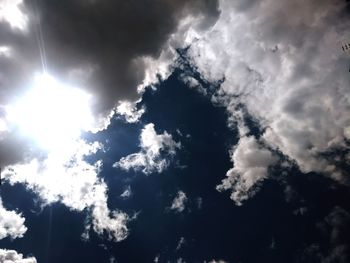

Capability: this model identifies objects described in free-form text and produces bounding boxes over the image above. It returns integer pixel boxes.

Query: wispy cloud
[170,191,188,213]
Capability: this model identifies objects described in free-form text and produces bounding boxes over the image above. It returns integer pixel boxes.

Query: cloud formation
[0,0,219,168]
[4,140,129,242]
[0,0,219,117]
[216,136,277,205]
[0,249,36,263]
[115,123,181,174]
[0,200,27,240]
[170,191,187,213]
[0,0,219,246]
[182,0,350,190]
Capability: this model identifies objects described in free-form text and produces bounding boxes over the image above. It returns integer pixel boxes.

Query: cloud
[0,200,27,240]
[116,101,145,124]
[0,0,28,31]
[182,0,350,185]
[115,123,181,174]
[120,186,132,199]
[0,0,219,250]
[0,0,219,169]
[0,0,218,246]
[216,136,278,206]
[4,140,130,242]
[170,191,187,213]
[0,249,36,263]
[89,183,129,242]
[0,0,219,118]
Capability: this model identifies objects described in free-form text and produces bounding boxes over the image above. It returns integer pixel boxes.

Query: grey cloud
[185,0,350,185]
[170,190,187,213]
[0,0,219,167]
[216,136,278,205]
[1,0,219,116]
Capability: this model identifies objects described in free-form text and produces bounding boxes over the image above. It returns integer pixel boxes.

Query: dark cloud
[2,0,219,116]
[0,0,219,167]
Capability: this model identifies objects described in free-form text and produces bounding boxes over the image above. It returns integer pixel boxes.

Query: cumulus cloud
[4,140,129,242]
[0,249,36,263]
[0,201,27,240]
[216,136,278,205]
[181,0,350,186]
[115,123,181,174]
[170,191,188,213]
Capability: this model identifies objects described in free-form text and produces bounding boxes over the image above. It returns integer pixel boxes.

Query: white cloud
[0,249,36,263]
[184,0,350,184]
[0,201,27,240]
[170,191,188,213]
[115,123,181,174]
[217,136,278,206]
[116,101,145,123]
[90,183,129,242]
[4,140,130,242]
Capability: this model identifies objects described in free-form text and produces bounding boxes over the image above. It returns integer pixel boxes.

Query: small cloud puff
[170,191,188,213]
[115,123,181,174]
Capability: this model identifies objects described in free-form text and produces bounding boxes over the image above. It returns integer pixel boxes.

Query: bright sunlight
[7,73,94,151]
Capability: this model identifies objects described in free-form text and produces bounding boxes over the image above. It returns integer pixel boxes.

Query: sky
[0,0,350,262]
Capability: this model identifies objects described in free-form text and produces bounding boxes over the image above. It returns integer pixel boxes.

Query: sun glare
[0,0,28,31]
[7,74,94,151]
